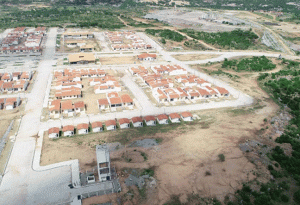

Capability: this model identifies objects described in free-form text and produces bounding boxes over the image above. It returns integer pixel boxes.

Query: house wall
[64,131,74,137]
[133,122,143,127]
[49,133,59,139]
[120,123,130,129]
[93,127,102,133]
[170,118,181,123]
[182,116,193,121]
[145,120,156,126]
[158,119,168,124]
[78,129,88,135]
[106,125,116,131]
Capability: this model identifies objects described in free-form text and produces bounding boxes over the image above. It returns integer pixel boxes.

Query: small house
[91,121,103,133]
[121,94,134,108]
[77,123,89,135]
[181,112,193,122]
[118,118,130,129]
[144,115,156,126]
[137,53,157,61]
[61,100,74,117]
[74,101,85,114]
[169,113,181,123]
[98,98,110,110]
[5,97,20,110]
[48,127,60,139]
[131,117,143,127]
[105,120,116,131]
[157,114,169,125]
[62,125,75,137]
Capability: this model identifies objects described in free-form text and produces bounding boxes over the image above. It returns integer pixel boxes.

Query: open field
[172,54,220,61]
[41,60,279,203]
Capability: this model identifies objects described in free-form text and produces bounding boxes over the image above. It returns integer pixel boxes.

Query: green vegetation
[164,194,222,205]
[183,40,206,50]
[180,29,258,50]
[121,16,154,27]
[202,68,240,79]
[145,29,186,42]
[218,154,225,162]
[222,56,276,72]
[0,6,125,29]
[141,168,154,177]
[141,152,148,161]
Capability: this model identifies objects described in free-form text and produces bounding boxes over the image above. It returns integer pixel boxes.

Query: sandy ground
[41,57,280,204]
[172,54,220,61]
[100,56,140,65]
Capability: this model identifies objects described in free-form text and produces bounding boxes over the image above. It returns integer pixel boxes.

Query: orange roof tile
[77,123,89,130]
[91,121,102,128]
[169,113,180,119]
[48,127,60,134]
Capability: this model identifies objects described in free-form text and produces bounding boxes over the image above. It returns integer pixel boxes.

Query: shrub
[205,171,211,176]
[281,194,289,202]
[294,190,300,204]
[218,154,225,162]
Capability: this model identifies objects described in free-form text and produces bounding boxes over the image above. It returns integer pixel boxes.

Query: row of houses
[48,112,193,138]
[0,71,33,93]
[0,97,21,110]
[49,100,85,118]
[151,64,187,76]
[63,32,94,39]
[98,92,134,110]
[111,43,152,51]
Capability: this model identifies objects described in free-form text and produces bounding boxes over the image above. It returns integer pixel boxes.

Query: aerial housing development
[0,2,299,205]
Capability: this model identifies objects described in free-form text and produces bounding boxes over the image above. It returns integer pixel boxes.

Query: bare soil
[100,56,139,65]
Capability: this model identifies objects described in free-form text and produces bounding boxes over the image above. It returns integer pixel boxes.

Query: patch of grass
[141,168,154,177]
[138,186,146,199]
[141,152,147,161]
[155,138,163,144]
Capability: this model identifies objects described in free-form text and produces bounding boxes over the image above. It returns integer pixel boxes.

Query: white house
[105,120,116,131]
[137,53,157,61]
[157,114,169,125]
[118,118,130,129]
[169,113,181,123]
[98,98,110,110]
[96,145,111,182]
[144,116,156,126]
[77,123,89,135]
[181,112,193,122]
[131,117,143,127]
[61,100,74,117]
[91,121,103,133]
[5,97,20,110]
[48,127,60,139]
[62,125,75,137]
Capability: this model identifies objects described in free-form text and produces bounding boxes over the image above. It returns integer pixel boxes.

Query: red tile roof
[61,100,73,110]
[105,120,116,127]
[48,127,60,134]
[74,101,84,109]
[109,97,122,105]
[131,117,143,123]
[157,114,168,120]
[77,123,88,130]
[121,94,133,103]
[62,125,74,132]
[144,115,156,122]
[91,121,102,128]
[138,53,157,59]
[181,112,192,118]
[169,113,180,119]
[98,98,109,105]
[118,118,130,125]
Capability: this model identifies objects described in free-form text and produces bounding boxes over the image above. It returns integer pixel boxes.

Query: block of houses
[68,53,96,64]
[137,53,157,61]
[61,100,74,117]
[13,80,28,92]
[144,115,156,126]
[62,125,75,137]
[131,117,143,127]
[96,145,111,182]
[121,94,134,108]
[74,101,85,114]
[157,114,169,125]
[77,123,89,135]
[5,97,20,110]
[12,72,22,81]
[91,121,103,133]
[105,120,116,131]
[48,127,60,139]
[2,73,12,82]
[98,98,110,110]
[2,82,13,93]
[181,112,193,121]
[118,118,130,129]
[49,99,61,118]
[169,113,181,123]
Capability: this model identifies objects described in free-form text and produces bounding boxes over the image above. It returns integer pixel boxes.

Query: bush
[281,194,289,202]
[145,29,186,42]
[294,190,300,204]
[268,165,274,170]
[218,154,225,162]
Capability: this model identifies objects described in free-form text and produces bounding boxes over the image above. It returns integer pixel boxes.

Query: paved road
[0,28,75,205]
